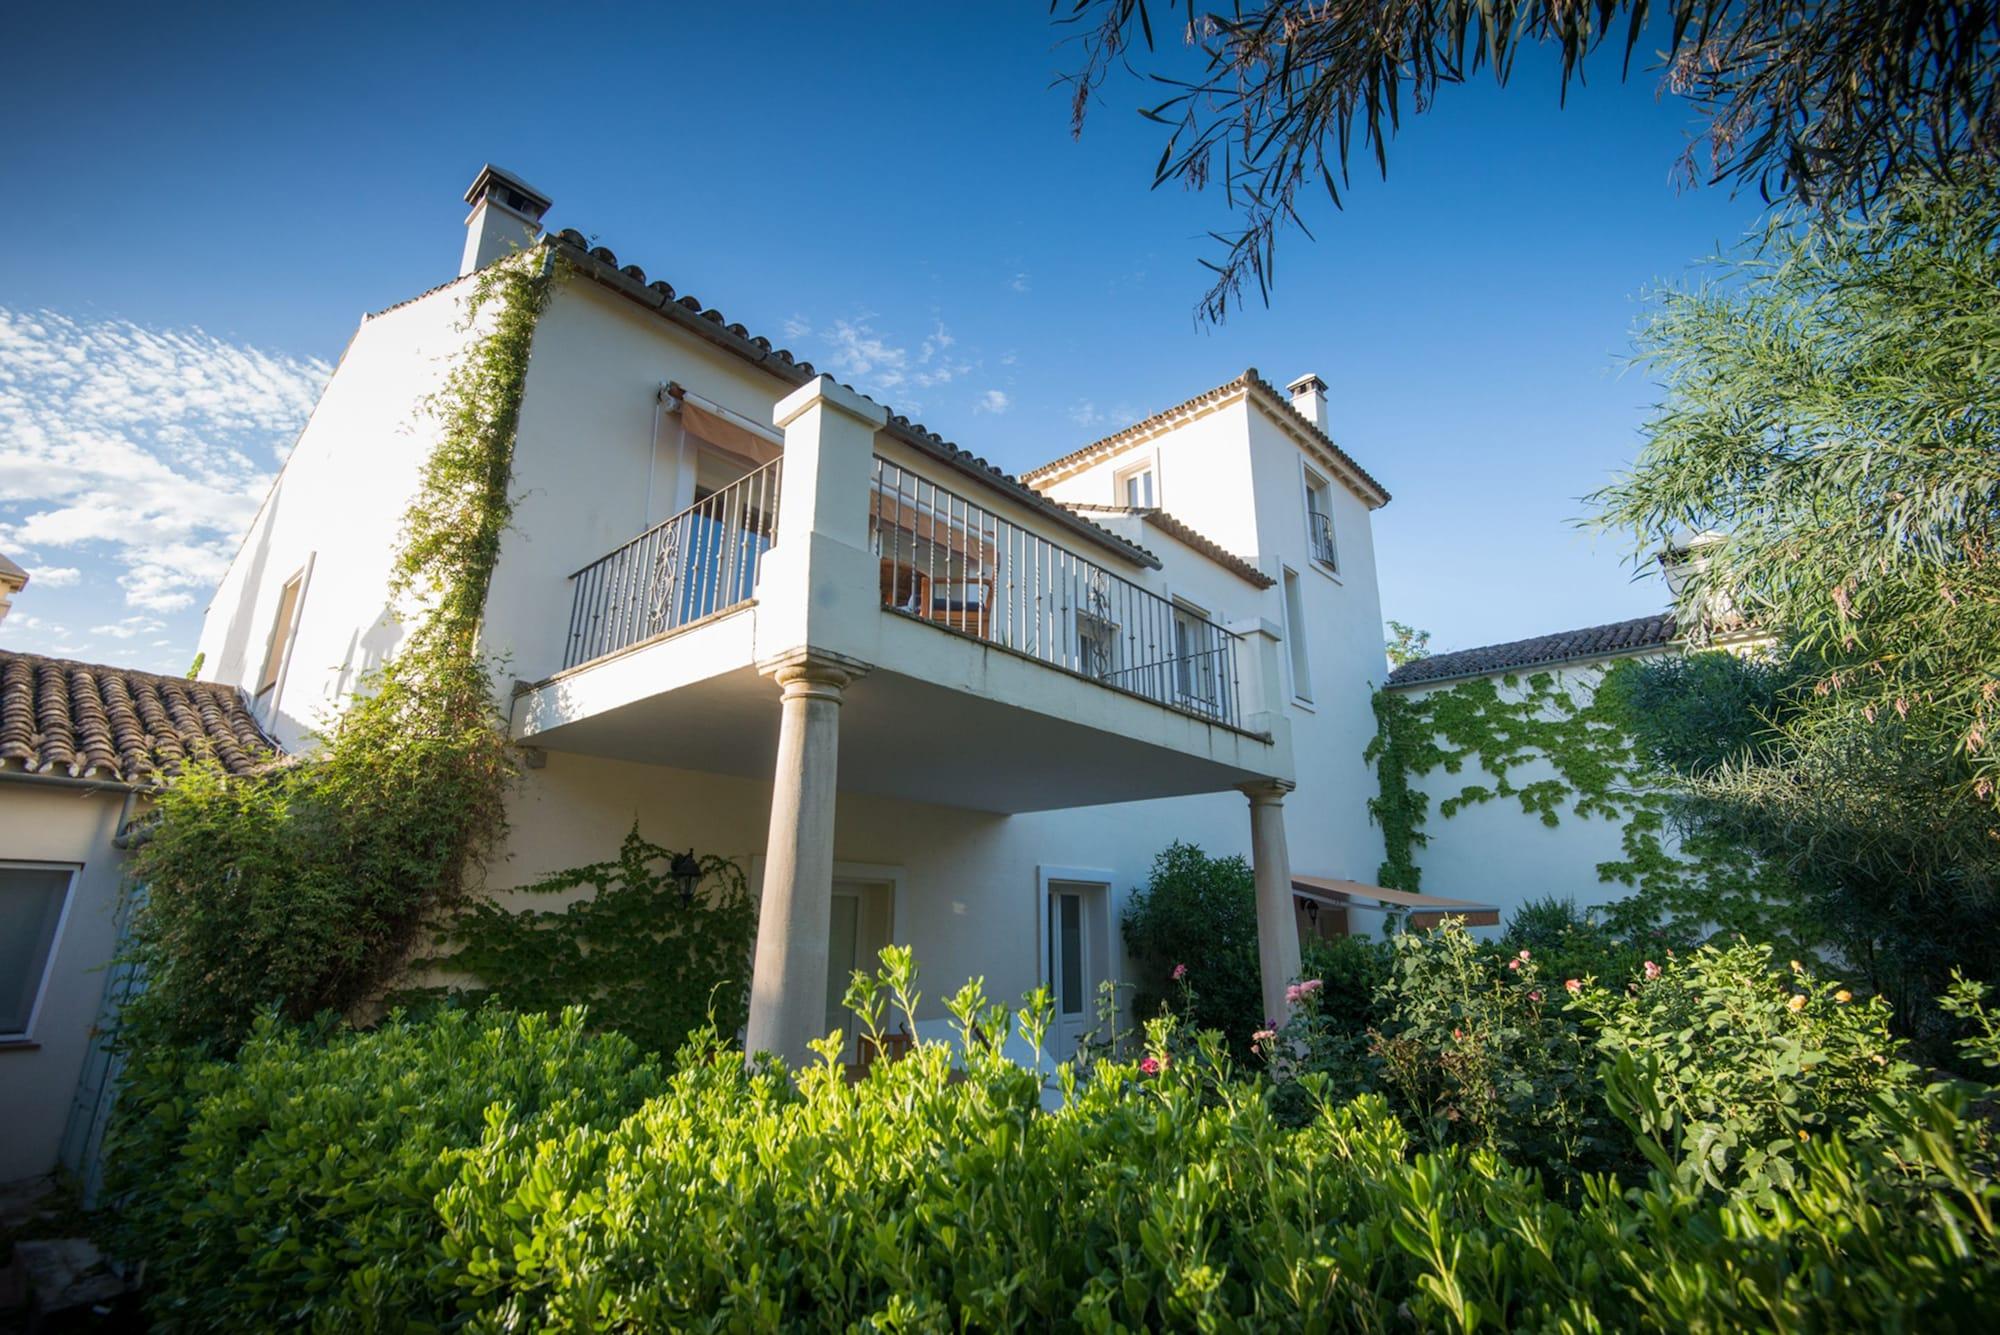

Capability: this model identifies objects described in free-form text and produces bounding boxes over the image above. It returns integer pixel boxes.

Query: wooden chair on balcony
[879,560,993,639]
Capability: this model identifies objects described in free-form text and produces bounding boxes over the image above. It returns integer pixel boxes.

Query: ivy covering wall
[1365,659,1805,947]
[125,253,558,1047]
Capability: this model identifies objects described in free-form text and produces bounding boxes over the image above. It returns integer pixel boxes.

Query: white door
[826,879,893,1061]
[1047,885,1093,1061]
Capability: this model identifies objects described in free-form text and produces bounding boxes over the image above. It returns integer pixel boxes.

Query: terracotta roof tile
[0,649,277,785]
[1063,505,1275,589]
[533,231,1164,570]
[1384,614,1679,688]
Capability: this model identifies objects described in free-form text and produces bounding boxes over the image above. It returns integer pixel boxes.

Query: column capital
[1238,777,1297,805]
[773,374,891,433]
[758,646,872,698]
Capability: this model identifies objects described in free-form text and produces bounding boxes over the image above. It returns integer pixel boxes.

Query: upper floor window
[1171,600,1224,717]
[1115,461,1156,508]
[257,565,309,697]
[1303,469,1338,572]
[1,862,75,1041]
[1282,567,1313,704]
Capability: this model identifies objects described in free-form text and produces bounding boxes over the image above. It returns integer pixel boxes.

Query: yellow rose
[1834,990,1852,1004]
[1787,994,1807,1012]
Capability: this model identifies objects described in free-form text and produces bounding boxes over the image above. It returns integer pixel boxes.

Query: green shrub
[108,951,2000,1331]
[1499,894,1655,988]
[1577,938,1925,1194]
[1300,931,1392,1034]
[1120,841,1263,1051]
[108,1006,661,1331]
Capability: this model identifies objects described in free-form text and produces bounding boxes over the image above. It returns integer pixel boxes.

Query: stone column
[746,650,866,1065]
[1242,779,1301,1025]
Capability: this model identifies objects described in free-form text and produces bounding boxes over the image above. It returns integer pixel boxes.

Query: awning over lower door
[1291,874,1501,930]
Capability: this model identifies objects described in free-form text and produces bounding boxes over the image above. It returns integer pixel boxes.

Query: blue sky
[0,2,1768,673]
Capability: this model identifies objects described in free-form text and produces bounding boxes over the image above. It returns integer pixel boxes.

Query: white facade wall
[194,254,1397,1029]
[195,280,480,750]
[1389,656,1681,933]
[0,783,128,1183]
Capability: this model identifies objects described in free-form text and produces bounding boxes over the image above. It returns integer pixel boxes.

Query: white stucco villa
[186,163,1480,1071]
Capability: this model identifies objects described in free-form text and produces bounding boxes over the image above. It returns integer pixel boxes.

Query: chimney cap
[464,164,552,220]
[1286,372,1327,396]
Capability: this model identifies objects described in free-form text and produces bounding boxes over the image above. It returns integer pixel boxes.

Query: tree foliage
[1057,0,2000,319]
[1121,841,1265,1047]
[1385,619,1432,666]
[123,254,555,1048]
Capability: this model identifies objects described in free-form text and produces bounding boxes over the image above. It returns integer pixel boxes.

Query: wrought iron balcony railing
[563,459,781,669]
[1308,508,1338,570]
[870,457,1243,728]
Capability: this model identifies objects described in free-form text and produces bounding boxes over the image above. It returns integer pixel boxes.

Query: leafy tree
[1385,619,1432,667]
[1121,841,1264,1049]
[1592,176,2000,1043]
[1056,1,2000,318]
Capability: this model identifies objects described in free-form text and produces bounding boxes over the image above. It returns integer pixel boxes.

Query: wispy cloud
[89,615,167,640]
[975,390,1010,415]
[1066,401,1139,430]
[818,314,973,404]
[0,307,329,619]
[1010,272,1031,293]
[781,314,812,340]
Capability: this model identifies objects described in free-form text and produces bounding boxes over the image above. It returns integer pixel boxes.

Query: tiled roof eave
[0,650,281,787]
[1021,370,1392,510]
[1383,614,1681,689]
[1064,505,1275,589]
[541,233,1162,572]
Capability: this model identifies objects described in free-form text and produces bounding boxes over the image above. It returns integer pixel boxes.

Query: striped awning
[1292,874,1500,929]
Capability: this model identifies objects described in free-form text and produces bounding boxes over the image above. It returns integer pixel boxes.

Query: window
[1172,601,1222,715]
[1,863,75,1040]
[1114,461,1156,508]
[1282,567,1313,703]
[257,567,307,696]
[1051,891,1085,1017]
[1304,469,1338,571]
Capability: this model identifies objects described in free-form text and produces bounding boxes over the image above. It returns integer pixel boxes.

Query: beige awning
[1292,874,1500,929]
[680,398,783,468]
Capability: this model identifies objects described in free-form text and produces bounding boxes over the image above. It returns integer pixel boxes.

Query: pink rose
[1299,978,1323,997]
[1518,950,1530,961]
[1140,1056,1161,1075]
[1171,963,1188,981]
[1564,979,1581,995]
[1252,1028,1276,1043]
[1643,960,1661,981]
[1507,959,1520,971]
[1529,990,1542,1002]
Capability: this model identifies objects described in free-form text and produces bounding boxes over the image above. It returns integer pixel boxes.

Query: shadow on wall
[210,481,286,688]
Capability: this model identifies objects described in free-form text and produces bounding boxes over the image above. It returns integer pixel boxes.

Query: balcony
[511,377,1290,815]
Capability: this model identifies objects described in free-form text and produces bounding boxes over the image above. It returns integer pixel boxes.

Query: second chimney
[1287,373,1329,432]
[460,164,553,276]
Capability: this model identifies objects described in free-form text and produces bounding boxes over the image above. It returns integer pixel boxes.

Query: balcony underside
[511,609,1282,814]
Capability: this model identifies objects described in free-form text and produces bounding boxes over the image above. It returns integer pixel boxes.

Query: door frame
[1035,865,1116,1058]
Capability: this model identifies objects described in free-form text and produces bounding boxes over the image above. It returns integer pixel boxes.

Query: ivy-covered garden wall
[1366,656,1802,945]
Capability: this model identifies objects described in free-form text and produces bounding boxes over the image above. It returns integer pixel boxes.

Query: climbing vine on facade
[408,826,757,1059]
[1366,660,1808,950]
[125,252,558,1048]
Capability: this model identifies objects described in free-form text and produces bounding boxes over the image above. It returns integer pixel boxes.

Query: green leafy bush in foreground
[109,948,2000,1332]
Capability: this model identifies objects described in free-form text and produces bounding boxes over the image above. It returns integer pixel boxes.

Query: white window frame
[1281,566,1314,706]
[1034,865,1117,1039]
[256,554,314,717]
[1,860,79,1043]
[1113,454,1159,509]
[1300,461,1339,577]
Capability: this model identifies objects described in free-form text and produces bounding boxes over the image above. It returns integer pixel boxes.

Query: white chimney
[460,165,553,276]
[0,552,27,627]
[1286,373,1329,432]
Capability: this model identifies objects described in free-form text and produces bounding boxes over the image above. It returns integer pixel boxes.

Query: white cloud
[781,314,812,340]
[89,615,166,640]
[1010,273,1031,293]
[0,307,329,615]
[818,314,972,402]
[1067,401,1137,431]
[975,390,1010,415]
[25,564,80,587]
